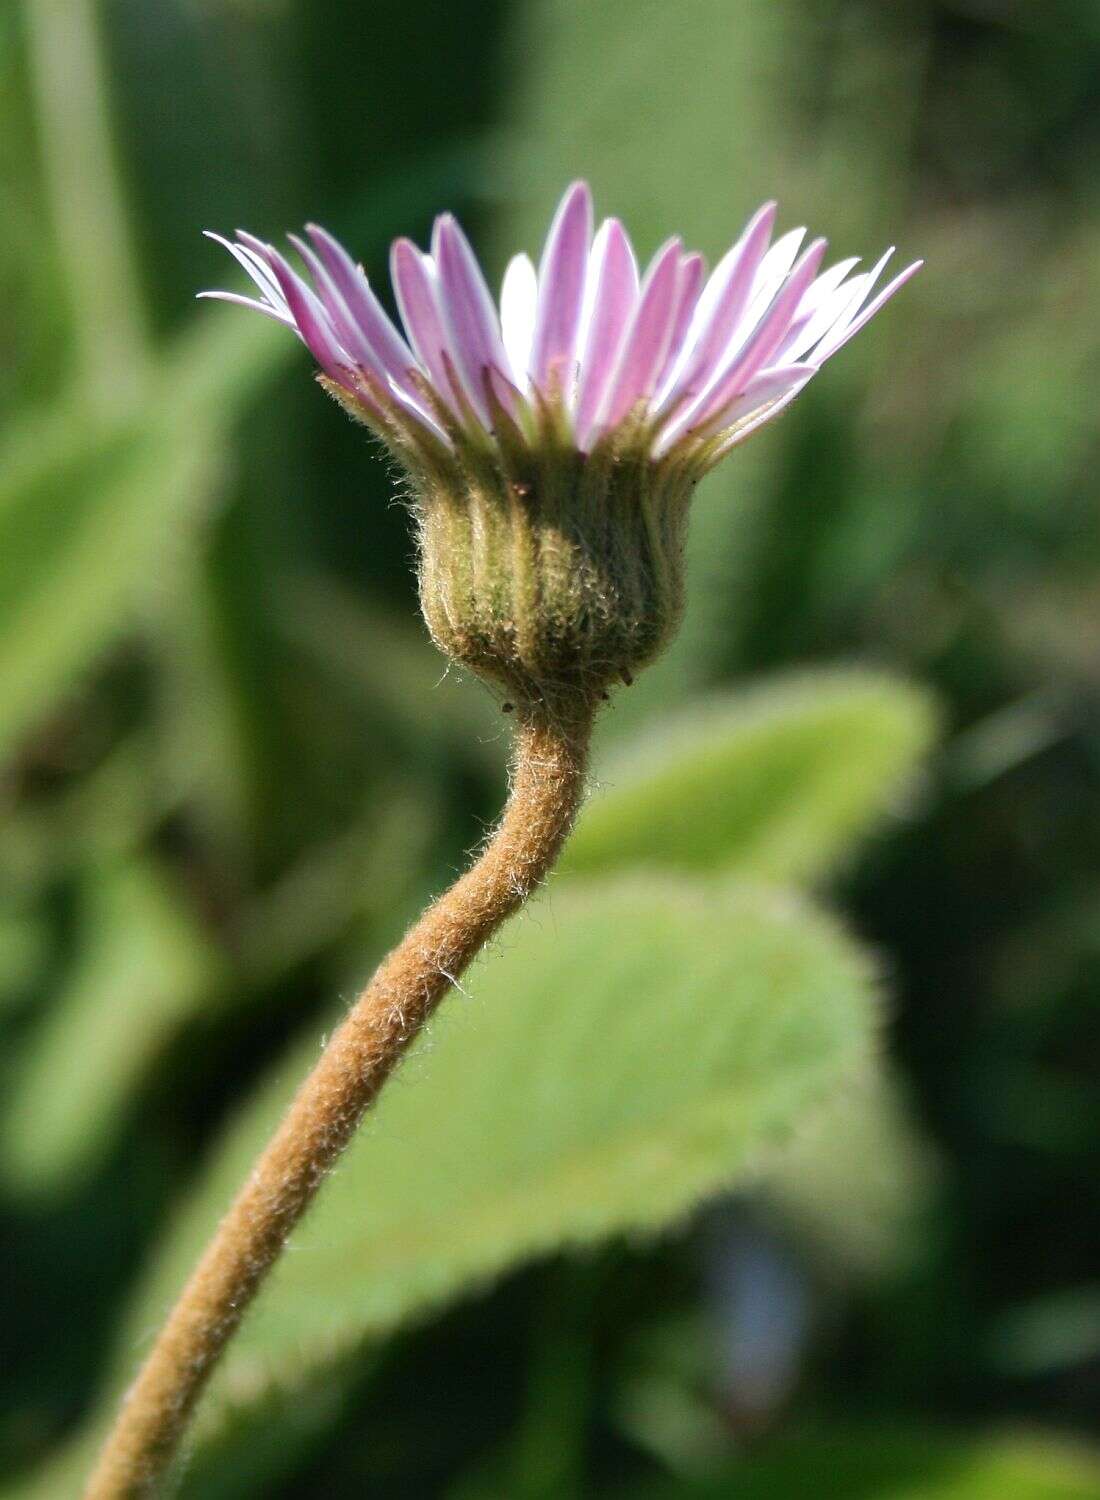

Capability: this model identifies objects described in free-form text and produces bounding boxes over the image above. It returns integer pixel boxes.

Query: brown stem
[84,703,593,1499]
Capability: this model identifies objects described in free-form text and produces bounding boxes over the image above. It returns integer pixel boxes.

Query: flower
[201,181,920,474]
[200,184,920,715]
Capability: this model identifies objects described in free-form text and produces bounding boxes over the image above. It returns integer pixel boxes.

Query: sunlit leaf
[564,672,936,885]
[7,872,879,1496]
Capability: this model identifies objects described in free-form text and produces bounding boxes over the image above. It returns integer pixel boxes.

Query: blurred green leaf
[13,873,878,1495]
[1,855,224,1195]
[761,1055,935,1277]
[990,1287,1100,1380]
[234,780,443,990]
[282,573,505,771]
[164,1363,370,1500]
[0,903,47,1011]
[0,413,218,767]
[0,311,286,771]
[562,672,936,885]
[0,733,166,895]
[624,1427,1100,1499]
[499,0,793,254]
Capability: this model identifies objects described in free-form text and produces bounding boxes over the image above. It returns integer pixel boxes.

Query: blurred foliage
[15,877,882,1496]
[1,0,1099,1497]
[630,1428,1100,1500]
[562,671,936,884]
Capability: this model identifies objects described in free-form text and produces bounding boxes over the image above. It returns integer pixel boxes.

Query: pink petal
[776,257,863,363]
[383,378,453,445]
[484,363,530,438]
[586,237,684,440]
[798,255,862,315]
[701,361,816,435]
[263,246,353,383]
[657,239,826,448]
[390,238,453,405]
[655,361,815,458]
[655,250,706,391]
[706,377,810,462]
[231,231,296,307]
[572,219,639,442]
[808,248,895,360]
[304,223,418,384]
[203,231,287,312]
[744,226,807,318]
[657,201,776,408]
[432,213,514,423]
[708,239,828,396]
[499,254,538,388]
[289,233,392,384]
[529,181,594,392]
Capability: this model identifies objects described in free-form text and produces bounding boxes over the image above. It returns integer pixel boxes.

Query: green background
[1,1,1099,1495]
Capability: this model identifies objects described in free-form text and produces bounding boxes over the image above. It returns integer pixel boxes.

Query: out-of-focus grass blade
[281,573,507,771]
[0,855,224,1196]
[0,315,286,771]
[624,1426,1100,1499]
[0,416,218,766]
[0,904,47,1012]
[990,1287,1100,1381]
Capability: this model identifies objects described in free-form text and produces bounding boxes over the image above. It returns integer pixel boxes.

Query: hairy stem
[84,703,593,1499]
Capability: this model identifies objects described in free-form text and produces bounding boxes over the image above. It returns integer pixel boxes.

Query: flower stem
[84,702,594,1499]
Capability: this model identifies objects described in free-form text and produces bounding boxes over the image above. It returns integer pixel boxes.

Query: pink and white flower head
[202,181,920,476]
[202,183,920,712]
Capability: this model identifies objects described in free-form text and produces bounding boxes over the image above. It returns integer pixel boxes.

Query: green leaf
[0,414,219,767]
[0,904,48,1012]
[624,1427,1100,1500]
[990,1287,1100,1380]
[99,873,876,1479]
[761,1055,936,1277]
[563,672,936,886]
[0,856,224,1195]
[0,312,285,771]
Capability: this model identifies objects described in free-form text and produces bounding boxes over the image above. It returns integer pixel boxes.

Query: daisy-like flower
[202,182,919,714]
[202,181,918,471]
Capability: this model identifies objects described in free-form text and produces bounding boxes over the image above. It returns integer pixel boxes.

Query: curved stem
[84,704,593,1499]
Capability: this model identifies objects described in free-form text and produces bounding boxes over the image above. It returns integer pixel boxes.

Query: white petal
[699,227,810,390]
[203,231,287,312]
[746,228,806,313]
[778,260,865,362]
[797,256,861,317]
[816,258,923,361]
[499,253,538,389]
[196,290,296,327]
[811,248,896,360]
